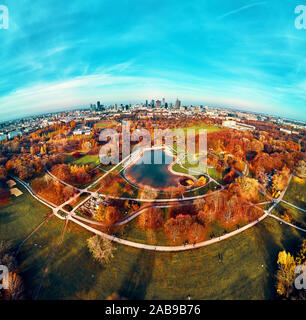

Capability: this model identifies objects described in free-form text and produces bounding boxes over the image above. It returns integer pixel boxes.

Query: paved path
[12,176,66,221]
[114,204,174,226]
[281,200,306,213]
[12,152,305,252]
[268,214,306,233]
[13,173,273,252]
[69,211,270,252]
[16,174,305,253]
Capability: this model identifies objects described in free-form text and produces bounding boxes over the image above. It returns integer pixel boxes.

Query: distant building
[8,131,22,139]
[73,126,92,136]
[222,120,236,128]
[0,133,7,141]
[280,128,292,134]
[222,120,255,131]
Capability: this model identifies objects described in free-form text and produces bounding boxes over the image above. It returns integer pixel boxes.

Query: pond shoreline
[123,146,198,191]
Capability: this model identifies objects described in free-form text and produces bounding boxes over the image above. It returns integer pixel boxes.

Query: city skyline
[0,1,306,121]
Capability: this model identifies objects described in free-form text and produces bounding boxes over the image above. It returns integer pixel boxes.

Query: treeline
[51,163,96,185]
[132,177,263,245]
[5,154,64,181]
[31,175,76,206]
[0,166,9,206]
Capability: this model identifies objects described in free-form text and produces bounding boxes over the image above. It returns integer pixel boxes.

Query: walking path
[12,176,66,221]
[12,151,305,252]
[69,211,270,252]
[268,214,306,233]
[281,200,306,213]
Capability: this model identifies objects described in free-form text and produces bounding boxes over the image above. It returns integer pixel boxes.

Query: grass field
[0,182,52,246]
[283,177,306,210]
[34,216,303,300]
[95,122,109,128]
[272,202,306,229]
[17,217,65,299]
[1,178,304,300]
[208,167,225,184]
[72,155,100,166]
[179,125,222,133]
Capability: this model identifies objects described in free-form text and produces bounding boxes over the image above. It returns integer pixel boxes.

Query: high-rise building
[151,100,155,108]
[97,101,101,109]
[156,100,161,108]
[162,98,165,107]
[175,98,181,109]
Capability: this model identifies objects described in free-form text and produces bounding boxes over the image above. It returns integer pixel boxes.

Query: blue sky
[0,0,305,121]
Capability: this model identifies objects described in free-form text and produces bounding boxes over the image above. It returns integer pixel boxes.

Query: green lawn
[272,202,306,229]
[35,216,303,300]
[283,177,306,210]
[2,179,304,300]
[72,155,100,166]
[17,217,65,299]
[208,167,225,184]
[0,182,52,246]
[95,122,109,128]
[179,125,222,133]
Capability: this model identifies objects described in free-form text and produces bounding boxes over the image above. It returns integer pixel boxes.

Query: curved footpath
[69,211,270,252]
[12,152,306,253]
[13,174,306,253]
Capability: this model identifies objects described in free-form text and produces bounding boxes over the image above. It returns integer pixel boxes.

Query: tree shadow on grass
[0,210,17,224]
[118,250,155,300]
[252,221,283,300]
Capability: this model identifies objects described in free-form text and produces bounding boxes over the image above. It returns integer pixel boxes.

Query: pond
[125,149,182,189]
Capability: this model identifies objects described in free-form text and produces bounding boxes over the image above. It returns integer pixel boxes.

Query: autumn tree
[105,206,120,225]
[276,251,296,298]
[139,186,158,200]
[296,160,306,179]
[87,236,115,265]
[164,214,206,245]
[138,207,164,230]
[272,166,290,191]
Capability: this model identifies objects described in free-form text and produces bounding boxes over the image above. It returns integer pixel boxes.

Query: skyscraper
[175,98,181,109]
